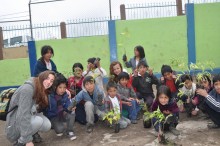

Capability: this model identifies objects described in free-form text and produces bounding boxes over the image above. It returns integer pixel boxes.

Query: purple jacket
[151,99,179,114]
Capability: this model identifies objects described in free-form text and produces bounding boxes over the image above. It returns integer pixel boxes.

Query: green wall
[195,3,220,67]
[0,58,30,86]
[115,16,188,73]
[35,36,110,78]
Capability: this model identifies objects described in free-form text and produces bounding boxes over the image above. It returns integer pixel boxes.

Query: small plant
[103,107,121,133]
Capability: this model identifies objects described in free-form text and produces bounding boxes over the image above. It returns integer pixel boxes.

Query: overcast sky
[0,0,177,26]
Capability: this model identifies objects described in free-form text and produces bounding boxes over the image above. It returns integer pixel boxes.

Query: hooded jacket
[206,89,220,112]
[5,78,36,144]
[33,59,57,77]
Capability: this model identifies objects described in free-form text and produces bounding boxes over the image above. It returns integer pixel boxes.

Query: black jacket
[132,72,159,95]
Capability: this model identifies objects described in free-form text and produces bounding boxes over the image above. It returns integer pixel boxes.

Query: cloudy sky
[0,0,177,25]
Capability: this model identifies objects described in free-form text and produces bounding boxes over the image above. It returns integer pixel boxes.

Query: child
[196,74,213,113]
[45,73,76,140]
[104,82,131,129]
[196,74,220,129]
[68,63,84,98]
[151,85,180,137]
[132,61,159,108]
[73,76,105,133]
[117,72,140,124]
[83,57,107,92]
[179,74,198,117]
[34,45,58,77]
[160,65,181,100]
[122,45,148,72]
[68,63,87,125]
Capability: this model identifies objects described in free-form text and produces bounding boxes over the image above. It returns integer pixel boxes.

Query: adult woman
[5,71,55,146]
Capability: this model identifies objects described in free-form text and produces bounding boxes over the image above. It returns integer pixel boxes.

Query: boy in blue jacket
[45,73,76,141]
[73,76,105,133]
[197,74,220,129]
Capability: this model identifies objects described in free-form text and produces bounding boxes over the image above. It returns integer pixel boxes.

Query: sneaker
[32,133,43,143]
[13,142,25,146]
[67,132,77,141]
[56,133,63,137]
[169,126,180,136]
[86,123,94,133]
[207,123,220,129]
[131,120,137,124]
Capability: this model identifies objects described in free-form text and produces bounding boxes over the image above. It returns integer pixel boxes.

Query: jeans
[136,92,155,108]
[84,101,105,125]
[18,113,51,144]
[204,103,220,126]
[50,113,75,134]
[122,100,141,120]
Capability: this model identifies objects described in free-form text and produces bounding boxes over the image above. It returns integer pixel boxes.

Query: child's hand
[186,97,190,103]
[129,97,135,100]
[172,74,177,79]
[136,98,140,104]
[66,89,71,99]
[126,102,132,106]
[96,61,101,68]
[69,89,75,95]
[196,89,208,97]
[148,68,153,76]
[163,110,171,115]
[160,77,164,82]
[133,69,138,77]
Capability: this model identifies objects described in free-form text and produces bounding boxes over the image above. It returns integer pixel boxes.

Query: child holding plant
[122,45,148,72]
[151,85,180,137]
[104,82,131,130]
[132,61,159,108]
[196,74,220,129]
[179,74,198,117]
[117,72,141,124]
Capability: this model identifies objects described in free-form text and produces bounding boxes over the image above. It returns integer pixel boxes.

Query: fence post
[0,27,3,60]
[60,22,67,39]
[176,0,183,16]
[120,4,126,20]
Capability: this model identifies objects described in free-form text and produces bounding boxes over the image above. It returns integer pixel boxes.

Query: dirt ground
[1,111,220,146]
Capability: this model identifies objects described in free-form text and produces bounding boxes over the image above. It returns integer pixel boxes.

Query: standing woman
[5,71,55,146]
[123,45,148,72]
[34,45,57,77]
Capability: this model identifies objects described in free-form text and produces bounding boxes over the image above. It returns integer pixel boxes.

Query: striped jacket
[206,89,220,112]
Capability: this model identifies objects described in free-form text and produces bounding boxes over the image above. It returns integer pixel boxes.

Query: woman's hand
[26,142,34,146]
[126,102,132,106]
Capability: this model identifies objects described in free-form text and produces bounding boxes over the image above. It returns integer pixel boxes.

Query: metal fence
[1,0,220,47]
[125,1,178,20]
[66,17,111,38]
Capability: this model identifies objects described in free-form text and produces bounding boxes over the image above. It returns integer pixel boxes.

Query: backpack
[0,88,18,121]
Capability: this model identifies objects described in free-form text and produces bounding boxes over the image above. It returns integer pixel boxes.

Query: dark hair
[41,45,54,57]
[135,45,145,59]
[161,65,173,75]
[106,81,117,91]
[156,85,172,100]
[72,63,84,72]
[181,74,193,82]
[118,72,130,81]
[87,57,96,64]
[213,74,220,84]
[137,61,149,68]
[83,76,95,87]
[54,73,67,89]
[198,74,212,85]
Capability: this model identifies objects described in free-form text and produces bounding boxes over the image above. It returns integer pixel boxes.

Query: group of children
[31,45,220,143]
